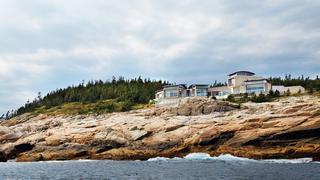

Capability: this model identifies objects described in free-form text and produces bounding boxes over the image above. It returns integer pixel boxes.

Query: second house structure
[209,71,272,99]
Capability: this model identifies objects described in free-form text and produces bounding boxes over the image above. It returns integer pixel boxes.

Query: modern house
[155,84,208,105]
[155,71,307,104]
[209,71,272,99]
[155,84,188,102]
[189,84,209,97]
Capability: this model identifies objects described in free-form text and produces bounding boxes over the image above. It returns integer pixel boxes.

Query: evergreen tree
[5,111,10,119]
[12,77,166,117]
[286,89,291,96]
[227,95,235,102]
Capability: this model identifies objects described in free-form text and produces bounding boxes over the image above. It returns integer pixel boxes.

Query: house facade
[155,84,209,105]
[189,84,209,97]
[209,71,272,99]
[155,71,306,103]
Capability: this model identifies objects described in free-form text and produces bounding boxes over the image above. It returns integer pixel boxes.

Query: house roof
[188,84,209,89]
[244,78,268,83]
[228,71,255,77]
[163,84,187,89]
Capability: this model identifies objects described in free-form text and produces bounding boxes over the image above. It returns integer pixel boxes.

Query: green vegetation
[6,77,167,118]
[29,100,154,116]
[226,90,281,104]
[268,74,320,93]
[2,74,320,119]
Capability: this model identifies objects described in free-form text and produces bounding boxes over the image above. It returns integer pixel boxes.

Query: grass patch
[30,99,151,116]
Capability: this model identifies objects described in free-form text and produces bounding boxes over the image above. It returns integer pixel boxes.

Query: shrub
[227,95,235,102]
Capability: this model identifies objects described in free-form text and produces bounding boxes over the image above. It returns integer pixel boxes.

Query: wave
[147,153,314,164]
[262,158,313,164]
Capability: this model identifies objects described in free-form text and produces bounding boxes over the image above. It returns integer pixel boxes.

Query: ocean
[0,153,319,180]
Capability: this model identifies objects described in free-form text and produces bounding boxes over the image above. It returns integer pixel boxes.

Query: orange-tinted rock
[0,95,320,161]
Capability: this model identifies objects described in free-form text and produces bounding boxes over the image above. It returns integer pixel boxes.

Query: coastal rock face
[0,151,6,162]
[0,96,320,162]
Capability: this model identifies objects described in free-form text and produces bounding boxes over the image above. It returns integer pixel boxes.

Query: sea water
[0,153,319,180]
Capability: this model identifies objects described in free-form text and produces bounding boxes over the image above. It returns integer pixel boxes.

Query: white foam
[184,153,214,160]
[212,154,257,162]
[147,153,315,164]
[262,158,313,164]
[147,157,172,162]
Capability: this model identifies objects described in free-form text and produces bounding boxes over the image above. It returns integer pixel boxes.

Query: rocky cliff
[0,96,320,162]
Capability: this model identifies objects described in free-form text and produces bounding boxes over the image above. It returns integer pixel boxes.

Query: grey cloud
[0,0,319,114]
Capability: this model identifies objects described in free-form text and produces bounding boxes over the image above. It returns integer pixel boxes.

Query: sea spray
[148,153,314,164]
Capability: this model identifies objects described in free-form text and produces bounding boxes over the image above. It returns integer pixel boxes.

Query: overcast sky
[0,0,320,114]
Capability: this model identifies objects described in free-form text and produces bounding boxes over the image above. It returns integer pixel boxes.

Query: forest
[2,77,167,119]
[267,74,320,92]
[1,74,320,120]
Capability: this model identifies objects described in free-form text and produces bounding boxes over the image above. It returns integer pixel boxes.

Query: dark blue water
[0,154,319,180]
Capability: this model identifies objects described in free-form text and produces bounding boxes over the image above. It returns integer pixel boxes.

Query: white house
[209,71,272,99]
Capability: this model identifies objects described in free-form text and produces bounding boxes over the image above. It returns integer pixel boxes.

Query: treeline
[268,74,320,92]
[210,80,227,88]
[3,77,168,119]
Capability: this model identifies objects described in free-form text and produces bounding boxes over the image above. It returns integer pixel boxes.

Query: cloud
[0,0,320,114]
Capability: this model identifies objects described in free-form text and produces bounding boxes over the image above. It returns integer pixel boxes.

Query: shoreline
[1,95,320,163]
[2,153,319,164]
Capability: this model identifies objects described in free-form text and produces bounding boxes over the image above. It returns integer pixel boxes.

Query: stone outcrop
[0,151,6,162]
[0,95,320,162]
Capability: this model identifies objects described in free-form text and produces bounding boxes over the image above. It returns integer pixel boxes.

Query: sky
[0,0,320,114]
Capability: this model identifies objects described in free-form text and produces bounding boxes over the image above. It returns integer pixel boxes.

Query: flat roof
[244,79,268,82]
[163,84,187,89]
[228,71,255,76]
[189,84,209,88]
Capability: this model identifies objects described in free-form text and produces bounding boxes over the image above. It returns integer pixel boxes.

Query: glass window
[165,90,178,97]
[196,89,207,96]
[246,84,265,93]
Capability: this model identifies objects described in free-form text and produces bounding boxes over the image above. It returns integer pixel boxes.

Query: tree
[227,94,235,102]
[297,89,301,94]
[256,93,267,102]
[10,76,166,118]
[274,90,280,97]
[269,90,274,97]
[286,89,291,96]
[309,87,314,94]
[37,92,42,101]
[5,111,10,119]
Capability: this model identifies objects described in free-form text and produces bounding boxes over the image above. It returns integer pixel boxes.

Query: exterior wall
[272,86,305,95]
[245,81,271,94]
[163,87,187,98]
[288,86,305,94]
[209,86,229,96]
[228,75,265,94]
[155,91,164,102]
[155,98,181,107]
[209,86,231,99]
[189,86,208,97]
[214,74,271,98]
[228,75,263,87]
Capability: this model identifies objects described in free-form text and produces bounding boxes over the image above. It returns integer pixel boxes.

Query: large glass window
[246,84,265,93]
[165,90,178,97]
[196,89,207,96]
